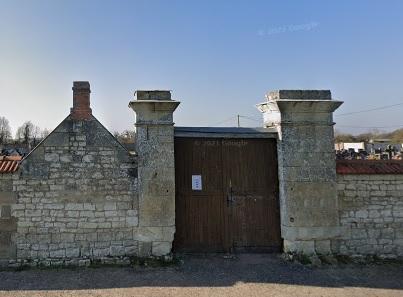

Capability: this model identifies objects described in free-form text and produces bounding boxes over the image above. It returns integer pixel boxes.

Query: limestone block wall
[334,174,403,258]
[11,116,141,266]
[0,173,17,260]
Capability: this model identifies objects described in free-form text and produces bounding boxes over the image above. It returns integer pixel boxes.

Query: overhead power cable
[239,115,261,122]
[336,124,403,129]
[208,114,262,127]
[335,102,403,117]
[208,116,237,127]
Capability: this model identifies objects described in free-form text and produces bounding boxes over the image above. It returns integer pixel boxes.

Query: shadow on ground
[0,254,402,291]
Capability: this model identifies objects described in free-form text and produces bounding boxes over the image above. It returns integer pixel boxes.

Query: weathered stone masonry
[13,116,138,265]
[334,173,403,258]
[258,90,403,258]
[8,82,139,265]
[0,82,180,266]
[2,84,403,264]
[128,90,180,257]
[257,90,344,255]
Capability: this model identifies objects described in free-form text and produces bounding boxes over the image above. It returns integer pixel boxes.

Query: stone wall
[11,116,141,266]
[334,174,403,258]
[0,173,17,260]
[0,83,181,267]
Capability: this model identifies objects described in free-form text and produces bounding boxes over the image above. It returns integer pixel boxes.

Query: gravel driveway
[0,254,402,297]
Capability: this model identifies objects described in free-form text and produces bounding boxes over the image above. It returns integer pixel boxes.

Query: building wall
[334,174,403,258]
[11,116,143,266]
[0,173,17,260]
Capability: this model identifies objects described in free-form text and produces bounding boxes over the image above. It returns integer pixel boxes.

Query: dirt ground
[0,254,402,297]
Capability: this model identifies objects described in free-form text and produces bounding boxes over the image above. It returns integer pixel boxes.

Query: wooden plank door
[222,139,281,252]
[174,138,227,252]
[174,137,281,253]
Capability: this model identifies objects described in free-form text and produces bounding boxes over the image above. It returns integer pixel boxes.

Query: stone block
[92,248,110,257]
[97,232,114,242]
[136,90,171,101]
[315,240,332,255]
[351,228,367,239]
[268,90,332,100]
[281,226,345,241]
[396,229,403,239]
[78,222,97,229]
[65,203,83,211]
[44,153,59,162]
[105,211,118,217]
[133,226,175,242]
[356,210,368,219]
[284,239,315,255]
[138,241,152,257]
[110,245,125,256]
[25,209,41,217]
[138,193,175,226]
[124,245,138,255]
[381,228,395,239]
[50,249,65,258]
[65,248,80,258]
[60,233,75,242]
[83,203,96,210]
[368,229,381,239]
[152,241,171,256]
[44,204,64,210]
[103,202,116,211]
[126,216,138,227]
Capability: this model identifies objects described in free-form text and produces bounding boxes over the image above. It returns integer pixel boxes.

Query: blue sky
[1,0,403,134]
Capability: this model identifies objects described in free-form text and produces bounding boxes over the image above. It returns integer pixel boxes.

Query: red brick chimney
[71,81,92,120]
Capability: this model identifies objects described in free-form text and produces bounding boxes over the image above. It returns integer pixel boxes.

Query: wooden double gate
[174,136,281,253]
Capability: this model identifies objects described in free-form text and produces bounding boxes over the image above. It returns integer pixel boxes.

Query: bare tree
[15,121,42,148]
[0,116,12,144]
[115,130,135,144]
[41,128,51,139]
[113,131,120,139]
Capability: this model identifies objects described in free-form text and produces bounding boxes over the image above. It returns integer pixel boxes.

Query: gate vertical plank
[221,138,281,252]
[174,137,281,253]
[174,138,226,252]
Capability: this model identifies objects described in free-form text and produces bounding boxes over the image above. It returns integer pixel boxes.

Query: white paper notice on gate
[191,175,202,191]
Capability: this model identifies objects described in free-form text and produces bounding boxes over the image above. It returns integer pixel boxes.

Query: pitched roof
[336,160,403,174]
[0,155,22,173]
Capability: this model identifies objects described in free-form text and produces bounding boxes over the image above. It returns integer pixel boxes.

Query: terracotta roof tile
[336,160,403,174]
[0,155,22,173]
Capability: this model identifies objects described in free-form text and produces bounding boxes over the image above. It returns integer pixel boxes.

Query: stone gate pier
[257,90,344,255]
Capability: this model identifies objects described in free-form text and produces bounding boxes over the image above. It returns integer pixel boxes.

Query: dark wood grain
[174,137,281,253]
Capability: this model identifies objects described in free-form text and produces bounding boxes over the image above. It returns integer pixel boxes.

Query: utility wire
[335,102,403,117]
[208,116,237,127]
[208,115,261,127]
[239,115,261,122]
[336,124,403,129]
[211,115,403,129]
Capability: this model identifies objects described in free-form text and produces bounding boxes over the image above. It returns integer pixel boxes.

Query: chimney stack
[71,81,92,120]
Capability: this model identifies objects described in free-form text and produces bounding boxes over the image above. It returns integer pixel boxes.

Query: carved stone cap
[135,90,171,101]
[129,90,180,125]
[267,90,331,101]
